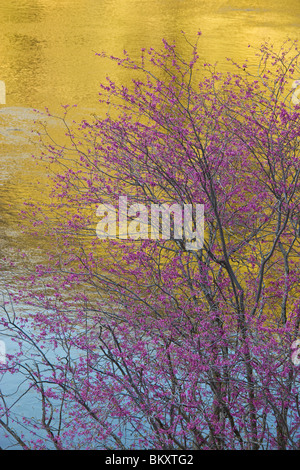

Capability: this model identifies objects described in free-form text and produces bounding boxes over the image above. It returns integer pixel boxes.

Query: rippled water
[0,0,299,257]
[0,0,299,449]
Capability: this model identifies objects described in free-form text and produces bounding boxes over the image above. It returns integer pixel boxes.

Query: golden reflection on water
[0,0,299,267]
[1,0,299,109]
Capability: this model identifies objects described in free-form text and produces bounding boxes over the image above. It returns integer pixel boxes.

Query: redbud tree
[1,34,300,450]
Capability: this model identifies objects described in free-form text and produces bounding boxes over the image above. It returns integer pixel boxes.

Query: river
[0,0,299,260]
[0,0,299,449]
